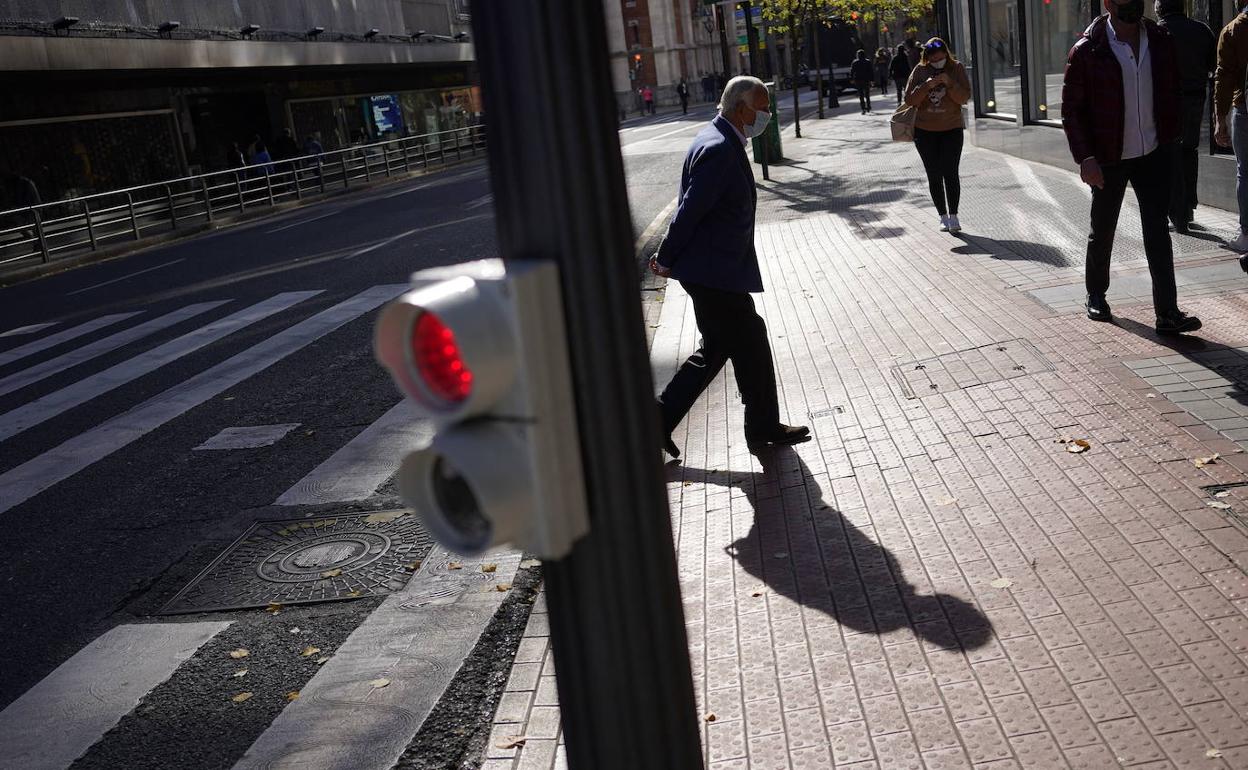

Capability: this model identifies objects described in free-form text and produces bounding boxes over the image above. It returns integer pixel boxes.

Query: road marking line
[265,208,348,234]
[0,313,140,368]
[345,214,492,259]
[0,301,229,398]
[636,197,679,255]
[0,621,231,770]
[64,259,186,297]
[0,323,56,338]
[0,292,316,444]
[0,285,404,515]
[275,399,432,506]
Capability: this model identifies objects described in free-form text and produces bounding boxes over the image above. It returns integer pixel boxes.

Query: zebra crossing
[0,286,495,769]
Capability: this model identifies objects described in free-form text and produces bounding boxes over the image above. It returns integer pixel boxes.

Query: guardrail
[0,124,486,275]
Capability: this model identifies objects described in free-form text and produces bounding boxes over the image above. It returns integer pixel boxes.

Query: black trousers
[1086,147,1178,314]
[1170,93,1205,224]
[914,127,964,216]
[894,78,906,102]
[857,84,872,112]
[658,282,780,439]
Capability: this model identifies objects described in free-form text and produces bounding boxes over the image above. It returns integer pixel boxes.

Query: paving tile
[1040,703,1100,749]
[825,720,874,765]
[1183,701,1248,749]
[1009,731,1070,769]
[1097,717,1167,765]
[955,717,1013,764]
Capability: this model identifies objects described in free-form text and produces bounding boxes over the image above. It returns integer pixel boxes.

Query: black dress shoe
[1155,310,1202,335]
[1086,294,1112,322]
[746,424,811,448]
[664,436,681,459]
[1172,219,1190,234]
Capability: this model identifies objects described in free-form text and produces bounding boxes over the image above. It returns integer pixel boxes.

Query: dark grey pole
[469,2,704,768]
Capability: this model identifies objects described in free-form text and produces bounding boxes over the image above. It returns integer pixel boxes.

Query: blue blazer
[654,115,762,293]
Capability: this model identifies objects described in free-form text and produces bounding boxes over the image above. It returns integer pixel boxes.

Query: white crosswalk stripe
[0,293,316,443]
[0,322,57,338]
[0,301,228,398]
[0,313,140,367]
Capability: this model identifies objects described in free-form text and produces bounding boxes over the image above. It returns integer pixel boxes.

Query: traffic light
[374,259,590,557]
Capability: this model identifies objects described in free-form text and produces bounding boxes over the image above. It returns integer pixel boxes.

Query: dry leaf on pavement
[289,627,301,634]
[990,577,1014,589]
[751,591,764,598]
[519,559,541,569]
[495,583,512,592]
[1146,393,1157,398]
[321,568,343,578]
[936,496,957,506]
[301,646,321,657]
[265,603,282,614]
[481,563,498,573]
[232,669,248,678]
[447,562,463,570]
[1208,501,1232,510]
[705,712,718,722]
[1215,490,1231,498]
[315,657,330,665]
[229,648,250,659]
[369,678,391,689]
[404,561,422,572]
[1205,748,1223,758]
[497,736,528,749]
[1194,454,1220,468]
[286,691,300,702]
[1065,439,1091,454]
[231,692,253,703]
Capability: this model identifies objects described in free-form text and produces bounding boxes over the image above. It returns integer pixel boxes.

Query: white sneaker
[939,215,950,232]
[947,215,962,233]
[1229,231,1248,252]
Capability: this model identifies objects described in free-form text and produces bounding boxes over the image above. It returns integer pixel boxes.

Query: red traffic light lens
[411,311,473,403]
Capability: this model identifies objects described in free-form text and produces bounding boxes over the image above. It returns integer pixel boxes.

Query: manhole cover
[161,511,433,614]
[891,339,1053,399]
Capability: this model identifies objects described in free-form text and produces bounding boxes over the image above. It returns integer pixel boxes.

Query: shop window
[1026,0,1085,122]
[976,0,1023,116]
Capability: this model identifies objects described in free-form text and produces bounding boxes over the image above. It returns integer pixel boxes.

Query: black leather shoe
[663,436,681,459]
[1172,219,1190,234]
[1086,294,1112,322]
[1156,310,1202,335]
[747,424,811,448]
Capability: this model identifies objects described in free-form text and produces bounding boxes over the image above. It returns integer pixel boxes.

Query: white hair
[718,75,766,115]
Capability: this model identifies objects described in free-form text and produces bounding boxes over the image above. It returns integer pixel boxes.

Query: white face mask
[745,108,771,138]
[930,58,948,70]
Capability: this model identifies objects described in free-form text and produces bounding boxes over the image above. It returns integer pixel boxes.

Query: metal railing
[0,124,486,274]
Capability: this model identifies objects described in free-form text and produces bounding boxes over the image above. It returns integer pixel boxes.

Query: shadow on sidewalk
[951,233,1073,268]
[673,447,994,651]
[760,173,911,240]
[1112,317,1248,411]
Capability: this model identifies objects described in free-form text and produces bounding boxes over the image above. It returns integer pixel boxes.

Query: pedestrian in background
[226,142,245,169]
[272,128,299,162]
[904,38,971,233]
[890,44,911,101]
[1063,0,1201,334]
[250,140,273,175]
[678,79,690,115]
[650,76,809,458]
[905,38,921,69]
[642,85,655,115]
[851,49,875,114]
[1214,0,1248,251]
[1157,0,1214,233]
[874,48,891,96]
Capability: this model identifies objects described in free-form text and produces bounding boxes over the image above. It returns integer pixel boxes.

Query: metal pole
[716,3,733,75]
[201,178,213,223]
[236,173,246,212]
[471,2,702,768]
[340,154,350,189]
[32,208,49,263]
[126,193,140,240]
[83,200,98,250]
[165,184,177,229]
[741,1,760,75]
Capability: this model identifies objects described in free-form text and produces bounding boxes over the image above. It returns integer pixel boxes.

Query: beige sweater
[903,60,971,132]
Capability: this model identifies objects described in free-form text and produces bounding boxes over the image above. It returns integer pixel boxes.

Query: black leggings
[857,84,872,112]
[914,127,964,216]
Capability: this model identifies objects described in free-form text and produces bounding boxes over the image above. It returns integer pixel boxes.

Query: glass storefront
[977,0,1023,116]
[288,86,482,151]
[1027,0,1086,121]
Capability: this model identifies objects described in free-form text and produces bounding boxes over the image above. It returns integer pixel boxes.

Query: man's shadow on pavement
[672,447,993,651]
[1111,317,1248,412]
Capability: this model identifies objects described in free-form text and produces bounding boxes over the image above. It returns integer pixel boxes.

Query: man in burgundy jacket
[1062,0,1202,334]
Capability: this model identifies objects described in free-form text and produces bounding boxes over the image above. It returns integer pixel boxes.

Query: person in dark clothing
[874,48,891,95]
[905,38,921,69]
[272,128,299,161]
[890,43,912,101]
[1157,0,1214,232]
[850,49,875,113]
[1062,0,1202,335]
[677,79,690,114]
[650,76,809,457]
[226,142,246,168]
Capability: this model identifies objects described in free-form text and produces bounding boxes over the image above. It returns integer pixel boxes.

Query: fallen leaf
[481,563,498,573]
[301,646,321,657]
[223,396,236,401]
[752,591,764,598]
[519,559,541,569]
[321,568,343,578]
[286,691,300,702]
[289,627,301,634]
[990,577,1014,589]
[316,657,330,665]
[404,561,423,572]
[447,562,463,571]
[348,590,362,597]
[705,712,718,722]
[229,648,250,659]
[1194,454,1221,468]
[232,669,248,678]
[1208,501,1232,510]
[1066,439,1091,454]
[1206,748,1223,758]
[1215,490,1231,498]
[232,692,253,703]
[363,511,405,524]
[936,496,957,506]
[497,736,528,749]
[369,678,391,689]
[265,603,283,614]
[496,583,512,592]
[1145,393,1157,398]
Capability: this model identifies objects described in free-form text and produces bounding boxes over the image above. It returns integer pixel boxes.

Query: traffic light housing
[374,259,589,557]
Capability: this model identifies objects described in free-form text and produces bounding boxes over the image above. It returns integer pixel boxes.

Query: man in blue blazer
[651,75,809,458]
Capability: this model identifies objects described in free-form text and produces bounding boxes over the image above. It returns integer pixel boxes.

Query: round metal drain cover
[161,511,433,614]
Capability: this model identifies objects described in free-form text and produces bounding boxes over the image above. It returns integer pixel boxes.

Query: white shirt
[1106,20,1157,160]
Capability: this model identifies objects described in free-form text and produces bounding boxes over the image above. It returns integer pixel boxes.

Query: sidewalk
[488,101,1248,769]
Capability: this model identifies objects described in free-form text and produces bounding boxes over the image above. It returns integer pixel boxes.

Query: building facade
[944,0,1236,212]
[0,1,477,204]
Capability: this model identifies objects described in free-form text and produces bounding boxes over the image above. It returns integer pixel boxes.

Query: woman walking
[889,43,911,102]
[874,48,891,96]
[903,37,970,232]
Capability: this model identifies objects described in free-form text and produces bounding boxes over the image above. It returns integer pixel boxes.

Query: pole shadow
[672,446,994,651]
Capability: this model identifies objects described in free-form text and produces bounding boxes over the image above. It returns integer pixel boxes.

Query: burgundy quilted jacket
[1061,15,1181,166]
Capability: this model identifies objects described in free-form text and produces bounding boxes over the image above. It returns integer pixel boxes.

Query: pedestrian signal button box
[374,258,589,558]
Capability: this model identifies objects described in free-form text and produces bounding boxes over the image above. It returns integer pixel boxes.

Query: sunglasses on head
[925,41,946,50]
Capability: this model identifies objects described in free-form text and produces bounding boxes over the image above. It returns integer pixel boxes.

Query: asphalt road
[0,89,819,768]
